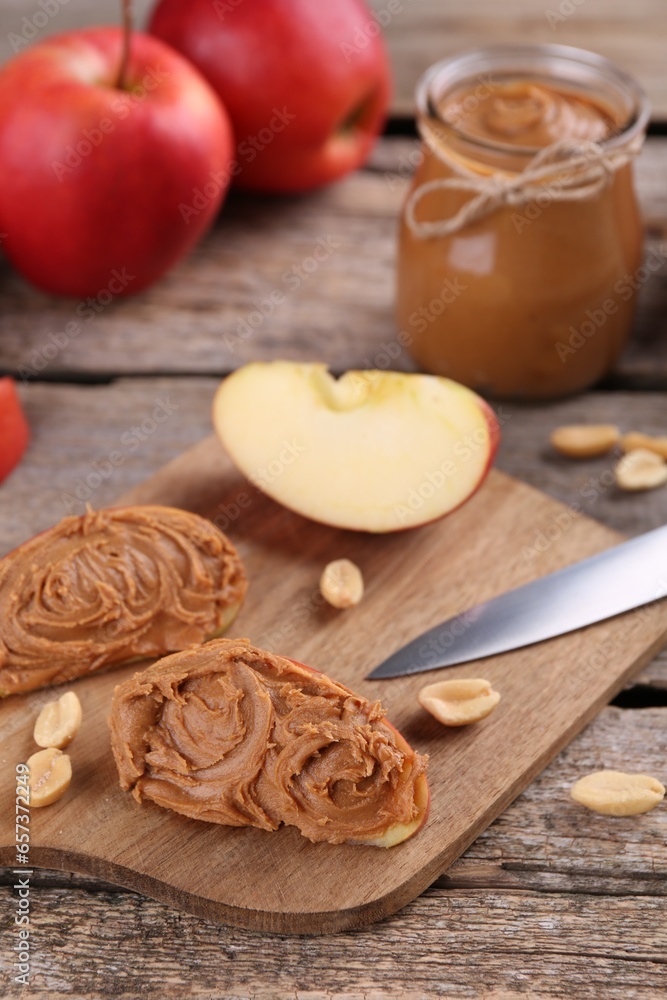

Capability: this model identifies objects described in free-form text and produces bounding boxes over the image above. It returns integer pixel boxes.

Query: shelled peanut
[24,690,82,808]
[550,424,667,492]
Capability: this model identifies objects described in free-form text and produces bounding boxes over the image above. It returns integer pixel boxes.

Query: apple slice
[112,640,429,848]
[285,657,430,847]
[213,362,499,532]
[351,773,430,848]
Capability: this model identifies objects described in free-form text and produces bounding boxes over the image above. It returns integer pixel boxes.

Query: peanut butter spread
[443,81,615,146]
[398,66,644,399]
[110,639,429,846]
[0,506,246,696]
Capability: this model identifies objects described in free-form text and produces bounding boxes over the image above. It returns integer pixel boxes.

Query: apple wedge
[111,639,429,848]
[213,362,499,532]
[0,505,247,696]
[285,657,430,847]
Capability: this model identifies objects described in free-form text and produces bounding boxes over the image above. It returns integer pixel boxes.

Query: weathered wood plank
[1,884,665,999]
[452,707,667,892]
[0,137,665,385]
[369,0,667,120]
[0,0,153,65]
[2,711,665,996]
[2,1,667,121]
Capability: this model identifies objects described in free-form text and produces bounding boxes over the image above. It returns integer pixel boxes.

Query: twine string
[405,134,644,240]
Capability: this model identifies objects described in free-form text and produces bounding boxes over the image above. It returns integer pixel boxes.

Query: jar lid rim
[417,44,650,157]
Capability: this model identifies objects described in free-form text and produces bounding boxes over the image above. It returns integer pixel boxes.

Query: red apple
[0,377,29,483]
[149,0,391,192]
[213,362,500,532]
[0,27,234,297]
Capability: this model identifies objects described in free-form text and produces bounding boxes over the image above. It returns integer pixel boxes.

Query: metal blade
[368,523,667,679]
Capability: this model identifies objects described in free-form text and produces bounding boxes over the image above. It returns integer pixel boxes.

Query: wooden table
[1,5,666,997]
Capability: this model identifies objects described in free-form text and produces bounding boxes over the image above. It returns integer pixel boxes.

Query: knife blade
[367,523,667,679]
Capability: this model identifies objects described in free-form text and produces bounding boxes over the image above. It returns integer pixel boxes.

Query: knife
[367,524,667,679]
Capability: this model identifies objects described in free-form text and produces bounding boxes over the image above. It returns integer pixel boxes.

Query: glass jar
[396,45,650,399]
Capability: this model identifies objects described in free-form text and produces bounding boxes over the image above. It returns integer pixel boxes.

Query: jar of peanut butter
[397,46,650,399]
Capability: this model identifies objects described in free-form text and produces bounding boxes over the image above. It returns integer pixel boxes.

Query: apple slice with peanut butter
[110,639,429,847]
[0,505,246,696]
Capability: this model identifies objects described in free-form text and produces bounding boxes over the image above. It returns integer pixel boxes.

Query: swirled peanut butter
[110,639,429,847]
[0,506,247,696]
[443,81,614,146]
[398,57,646,399]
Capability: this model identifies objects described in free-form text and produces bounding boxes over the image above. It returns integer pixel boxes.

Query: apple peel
[0,377,29,484]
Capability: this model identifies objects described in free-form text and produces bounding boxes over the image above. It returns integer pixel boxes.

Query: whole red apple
[149,0,391,192]
[0,28,234,297]
[0,377,29,483]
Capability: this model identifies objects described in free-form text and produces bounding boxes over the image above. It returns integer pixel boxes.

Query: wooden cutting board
[2,436,667,935]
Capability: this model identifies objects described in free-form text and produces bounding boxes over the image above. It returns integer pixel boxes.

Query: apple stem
[117,0,133,91]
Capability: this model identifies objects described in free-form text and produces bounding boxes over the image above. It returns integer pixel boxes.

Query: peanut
[571,769,665,816]
[418,677,500,727]
[320,559,364,609]
[615,448,667,491]
[550,424,620,458]
[27,747,72,807]
[620,431,667,460]
[33,690,82,749]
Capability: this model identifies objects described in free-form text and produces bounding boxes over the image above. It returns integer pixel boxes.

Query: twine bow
[405,134,644,240]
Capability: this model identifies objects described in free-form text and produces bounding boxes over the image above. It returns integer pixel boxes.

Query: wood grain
[2,434,667,933]
[1,709,665,997]
[0,137,665,385]
[2,887,666,999]
[1,380,666,993]
[369,0,667,119]
[1,0,667,121]
[0,0,665,980]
